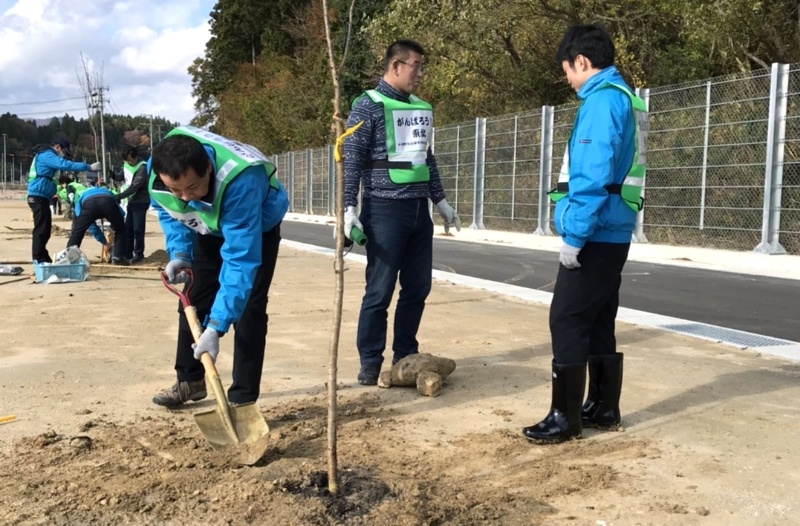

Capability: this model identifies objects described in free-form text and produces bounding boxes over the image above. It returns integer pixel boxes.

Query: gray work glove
[559,243,582,269]
[164,259,191,284]
[344,206,363,240]
[436,199,461,232]
[192,327,220,363]
[89,162,102,171]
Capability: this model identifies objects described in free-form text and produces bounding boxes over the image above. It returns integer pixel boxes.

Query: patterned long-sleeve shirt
[343,79,446,208]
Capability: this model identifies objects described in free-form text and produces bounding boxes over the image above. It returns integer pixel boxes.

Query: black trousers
[174,225,281,404]
[27,196,53,263]
[549,242,630,364]
[124,202,149,259]
[66,196,126,261]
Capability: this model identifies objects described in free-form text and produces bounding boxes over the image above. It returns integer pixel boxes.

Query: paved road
[281,221,800,343]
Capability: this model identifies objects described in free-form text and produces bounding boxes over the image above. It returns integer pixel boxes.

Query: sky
[0,0,216,126]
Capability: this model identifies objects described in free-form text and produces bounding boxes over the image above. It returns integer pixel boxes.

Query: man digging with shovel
[149,127,288,411]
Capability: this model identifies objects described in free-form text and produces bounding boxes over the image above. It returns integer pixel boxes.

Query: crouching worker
[66,183,128,266]
[149,126,288,408]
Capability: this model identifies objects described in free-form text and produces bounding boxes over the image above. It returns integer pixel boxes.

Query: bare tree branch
[337,0,357,72]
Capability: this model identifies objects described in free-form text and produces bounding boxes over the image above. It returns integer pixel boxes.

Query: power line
[15,107,87,117]
[0,96,85,107]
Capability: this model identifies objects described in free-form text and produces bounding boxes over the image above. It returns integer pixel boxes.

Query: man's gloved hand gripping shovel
[161,270,270,465]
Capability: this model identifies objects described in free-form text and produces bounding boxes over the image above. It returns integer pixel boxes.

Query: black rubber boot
[522,361,586,443]
[581,353,623,430]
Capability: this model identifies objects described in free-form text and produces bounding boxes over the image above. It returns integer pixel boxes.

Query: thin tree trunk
[321,0,350,495]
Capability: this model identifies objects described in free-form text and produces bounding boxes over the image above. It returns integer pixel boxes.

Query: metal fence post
[535,106,554,235]
[755,63,788,254]
[511,115,518,221]
[455,125,460,211]
[633,88,650,243]
[429,127,436,217]
[471,118,486,229]
[288,152,295,213]
[699,81,712,230]
[327,145,335,216]
[305,148,313,215]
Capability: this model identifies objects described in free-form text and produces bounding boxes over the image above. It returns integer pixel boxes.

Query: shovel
[161,270,271,465]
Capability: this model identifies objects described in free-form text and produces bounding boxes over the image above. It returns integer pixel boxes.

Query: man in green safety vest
[114,147,149,263]
[27,138,101,263]
[523,25,648,445]
[148,127,288,409]
[342,39,460,386]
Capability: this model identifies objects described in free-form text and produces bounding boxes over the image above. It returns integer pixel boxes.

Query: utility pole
[92,87,107,184]
[2,133,6,192]
[150,115,154,155]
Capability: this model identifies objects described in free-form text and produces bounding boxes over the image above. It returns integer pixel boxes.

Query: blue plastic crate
[33,260,87,283]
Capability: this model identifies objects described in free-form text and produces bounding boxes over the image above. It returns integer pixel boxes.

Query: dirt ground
[1,197,799,526]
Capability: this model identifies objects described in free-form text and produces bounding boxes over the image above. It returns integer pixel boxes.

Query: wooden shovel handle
[183,306,232,416]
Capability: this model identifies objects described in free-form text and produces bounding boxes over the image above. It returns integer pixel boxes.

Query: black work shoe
[111,257,130,266]
[131,256,144,264]
[152,379,207,408]
[357,365,381,386]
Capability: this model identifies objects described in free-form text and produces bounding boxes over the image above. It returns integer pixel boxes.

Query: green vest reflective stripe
[549,83,648,212]
[148,126,278,235]
[360,89,432,185]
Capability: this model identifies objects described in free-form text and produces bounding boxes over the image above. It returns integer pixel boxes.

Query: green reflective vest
[549,83,648,212]
[28,155,62,184]
[148,126,279,235]
[58,182,86,202]
[359,89,433,185]
[121,160,145,205]
[122,160,145,187]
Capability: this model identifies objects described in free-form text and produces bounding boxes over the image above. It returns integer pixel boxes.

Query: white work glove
[89,162,102,171]
[559,243,582,269]
[192,327,220,363]
[435,199,461,232]
[164,259,192,284]
[344,206,363,240]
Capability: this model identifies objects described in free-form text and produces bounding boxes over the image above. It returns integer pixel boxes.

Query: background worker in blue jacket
[66,184,127,265]
[523,25,647,444]
[148,127,288,408]
[27,138,101,263]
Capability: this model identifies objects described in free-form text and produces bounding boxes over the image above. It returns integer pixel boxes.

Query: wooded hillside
[189,0,800,155]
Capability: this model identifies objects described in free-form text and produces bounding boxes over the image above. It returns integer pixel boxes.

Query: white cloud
[113,24,210,76]
[0,0,215,125]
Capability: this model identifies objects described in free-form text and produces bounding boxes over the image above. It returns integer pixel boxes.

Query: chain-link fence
[270,63,800,255]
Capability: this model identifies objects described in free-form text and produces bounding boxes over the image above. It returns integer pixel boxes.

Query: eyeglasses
[397,60,425,73]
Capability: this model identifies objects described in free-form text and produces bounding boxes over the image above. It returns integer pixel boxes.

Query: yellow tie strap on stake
[334,121,364,162]
[0,415,16,425]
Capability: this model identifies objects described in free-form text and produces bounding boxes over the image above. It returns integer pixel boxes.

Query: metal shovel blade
[194,401,271,465]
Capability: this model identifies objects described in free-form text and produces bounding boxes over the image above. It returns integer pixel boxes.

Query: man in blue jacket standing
[523,25,647,443]
[27,138,101,262]
[149,127,288,408]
